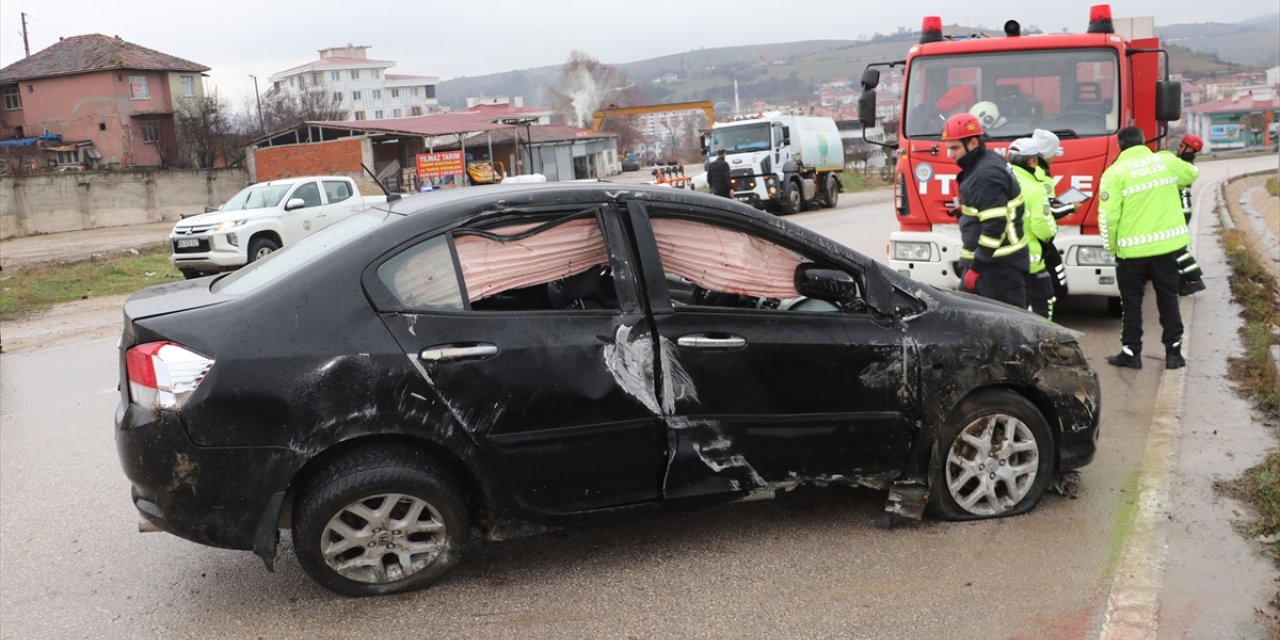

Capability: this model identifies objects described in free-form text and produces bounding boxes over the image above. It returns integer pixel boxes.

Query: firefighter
[1171,133,1206,295]
[1100,126,1200,370]
[941,113,1028,308]
[1008,138,1056,319]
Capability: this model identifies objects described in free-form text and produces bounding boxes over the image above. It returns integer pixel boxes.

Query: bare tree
[545,51,634,128]
[175,96,232,168]
[260,88,348,135]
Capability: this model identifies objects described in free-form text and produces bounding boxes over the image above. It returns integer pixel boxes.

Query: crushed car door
[624,202,915,500]
[371,205,667,513]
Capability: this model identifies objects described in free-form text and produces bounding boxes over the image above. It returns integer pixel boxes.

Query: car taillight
[125,341,214,410]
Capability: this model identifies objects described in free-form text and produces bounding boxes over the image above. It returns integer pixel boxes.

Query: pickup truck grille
[173,223,217,235]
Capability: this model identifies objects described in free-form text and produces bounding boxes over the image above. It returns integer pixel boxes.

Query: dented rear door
[369,204,668,514]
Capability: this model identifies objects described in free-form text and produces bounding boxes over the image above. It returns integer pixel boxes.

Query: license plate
[176,238,199,248]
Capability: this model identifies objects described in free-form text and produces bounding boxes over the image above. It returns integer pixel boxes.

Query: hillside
[1158,15,1280,67]
[438,18,1276,110]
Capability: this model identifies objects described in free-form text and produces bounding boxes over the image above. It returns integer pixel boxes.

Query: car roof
[378,181,727,218]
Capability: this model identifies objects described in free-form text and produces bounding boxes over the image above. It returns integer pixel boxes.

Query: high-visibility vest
[1099,147,1198,259]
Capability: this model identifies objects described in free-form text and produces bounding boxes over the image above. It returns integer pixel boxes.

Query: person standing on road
[1100,126,1200,370]
[708,149,732,198]
[942,113,1028,308]
[1032,129,1071,300]
[1008,138,1057,319]
[1171,134,1206,295]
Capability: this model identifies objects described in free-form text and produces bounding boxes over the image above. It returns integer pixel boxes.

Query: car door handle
[676,334,746,349]
[419,343,499,362]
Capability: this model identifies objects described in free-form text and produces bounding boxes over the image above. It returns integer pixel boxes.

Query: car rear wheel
[292,447,469,597]
[928,390,1054,520]
[824,176,840,208]
[179,268,204,280]
[248,237,280,263]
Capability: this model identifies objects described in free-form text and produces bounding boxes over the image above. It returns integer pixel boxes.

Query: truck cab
[860,5,1182,307]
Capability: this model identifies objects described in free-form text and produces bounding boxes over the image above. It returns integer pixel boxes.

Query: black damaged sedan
[116,182,1099,596]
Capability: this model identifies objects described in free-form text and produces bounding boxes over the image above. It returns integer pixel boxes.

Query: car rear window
[212,211,386,296]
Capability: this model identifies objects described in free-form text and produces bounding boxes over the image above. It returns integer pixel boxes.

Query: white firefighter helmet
[969,101,1006,130]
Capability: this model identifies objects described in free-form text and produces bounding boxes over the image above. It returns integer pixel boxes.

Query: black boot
[1106,346,1142,369]
[1166,341,1186,369]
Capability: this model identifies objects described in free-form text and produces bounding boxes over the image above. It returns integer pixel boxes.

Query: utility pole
[21,12,30,57]
[249,74,264,132]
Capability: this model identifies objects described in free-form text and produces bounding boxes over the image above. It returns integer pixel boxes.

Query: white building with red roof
[267,44,438,121]
[1184,89,1280,152]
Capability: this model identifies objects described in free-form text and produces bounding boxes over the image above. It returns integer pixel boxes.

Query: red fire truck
[858,5,1183,313]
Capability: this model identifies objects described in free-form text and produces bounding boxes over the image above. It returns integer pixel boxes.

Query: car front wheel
[247,237,280,263]
[928,390,1054,520]
[292,447,469,597]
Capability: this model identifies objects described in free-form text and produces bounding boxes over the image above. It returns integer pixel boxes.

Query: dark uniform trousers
[1116,252,1183,353]
[974,262,1027,309]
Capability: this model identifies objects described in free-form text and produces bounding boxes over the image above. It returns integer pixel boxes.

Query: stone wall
[0,168,248,239]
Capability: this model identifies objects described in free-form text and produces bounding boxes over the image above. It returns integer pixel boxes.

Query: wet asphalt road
[1,157,1275,639]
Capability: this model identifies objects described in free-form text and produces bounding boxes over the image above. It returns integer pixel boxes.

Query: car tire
[292,447,469,597]
[824,176,840,208]
[927,389,1054,520]
[247,237,280,263]
[179,269,203,280]
[781,181,802,215]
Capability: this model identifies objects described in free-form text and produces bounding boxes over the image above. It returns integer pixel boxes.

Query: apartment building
[268,44,438,121]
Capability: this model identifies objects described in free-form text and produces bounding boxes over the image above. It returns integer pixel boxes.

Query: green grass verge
[1220,220,1280,560]
[1266,175,1279,198]
[0,246,182,320]
[1222,228,1280,415]
[838,171,892,193]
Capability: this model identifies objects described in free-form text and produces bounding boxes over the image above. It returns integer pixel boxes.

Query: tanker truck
[706,113,845,213]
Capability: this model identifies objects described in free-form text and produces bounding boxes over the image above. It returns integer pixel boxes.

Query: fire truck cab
[859,5,1184,310]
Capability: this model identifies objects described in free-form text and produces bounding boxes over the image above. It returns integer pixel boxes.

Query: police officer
[1172,134,1206,295]
[1008,138,1057,319]
[1100,126,1200,370]
[1032,129,1071,298]
[941,113,1028,308]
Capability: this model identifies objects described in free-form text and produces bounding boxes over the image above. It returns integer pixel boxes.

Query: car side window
[454,216,619,312]
[292,182,322,208]
[376,235,465,310]
[649,216,852,312]
[322,180,352,204]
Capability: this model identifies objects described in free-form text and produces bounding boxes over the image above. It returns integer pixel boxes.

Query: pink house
[0,34,209,168]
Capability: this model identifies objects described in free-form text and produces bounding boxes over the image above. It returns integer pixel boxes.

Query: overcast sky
[2,0,1276,107]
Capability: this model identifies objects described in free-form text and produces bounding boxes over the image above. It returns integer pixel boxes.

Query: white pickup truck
[169,176,388,278]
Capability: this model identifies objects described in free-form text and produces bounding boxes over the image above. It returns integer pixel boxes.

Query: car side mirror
[284,197,306,211]
[795,264,862,306]
[204,206,218,213]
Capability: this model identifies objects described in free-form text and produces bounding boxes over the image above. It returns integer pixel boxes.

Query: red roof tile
[0,34,208,83]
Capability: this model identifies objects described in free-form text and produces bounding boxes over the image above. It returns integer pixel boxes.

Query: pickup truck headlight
[892,241,935,262]
[1076,246,1116,266]
[215,219,247,232]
